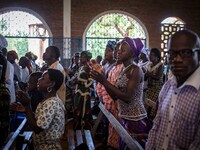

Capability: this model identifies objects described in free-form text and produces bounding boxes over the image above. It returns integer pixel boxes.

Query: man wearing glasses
[146,29,200,150]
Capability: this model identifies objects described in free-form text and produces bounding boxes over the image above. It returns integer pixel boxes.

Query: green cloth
[73,66,93,129]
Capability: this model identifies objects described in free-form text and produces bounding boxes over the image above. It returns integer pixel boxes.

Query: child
[10,72,44,114]
[27,72,44,112]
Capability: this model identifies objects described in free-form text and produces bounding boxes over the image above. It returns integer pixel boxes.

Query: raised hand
[90,69,106,84]
[10,102,26,112]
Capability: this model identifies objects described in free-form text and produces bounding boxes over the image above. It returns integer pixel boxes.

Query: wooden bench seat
[68,129,95,150]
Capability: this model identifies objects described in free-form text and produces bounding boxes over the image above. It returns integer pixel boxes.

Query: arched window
[84,11,148,59]
[0,8,51,65]
[161,17,185,61]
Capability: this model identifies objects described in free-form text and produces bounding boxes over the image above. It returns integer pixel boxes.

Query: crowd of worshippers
[0,29,200,150]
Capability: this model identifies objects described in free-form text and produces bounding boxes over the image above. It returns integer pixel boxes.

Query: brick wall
[71,0,200,48]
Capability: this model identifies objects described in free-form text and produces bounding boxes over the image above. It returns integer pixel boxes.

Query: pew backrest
[98,102,144,150]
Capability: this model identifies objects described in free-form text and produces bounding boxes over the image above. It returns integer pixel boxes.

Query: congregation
[0,29,200,150]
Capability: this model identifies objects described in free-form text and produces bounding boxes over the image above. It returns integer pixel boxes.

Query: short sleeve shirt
[33,96,65,150]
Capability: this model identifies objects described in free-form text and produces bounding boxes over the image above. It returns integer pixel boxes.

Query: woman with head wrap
[73,51,94,130]
[91,37,149,149]
[105,41,124,149]
[96,40,116,99]
[95,40,116,145]
[104,40,116,77]
[96,40,117,96]
[69,52,80,75]
[138,48,150,67]
[138,48,151,100]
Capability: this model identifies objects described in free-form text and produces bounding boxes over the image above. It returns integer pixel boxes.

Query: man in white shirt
[43,46,66,104]
[7,50,22,82]
[19,56,30,83]
[1,48,16,103]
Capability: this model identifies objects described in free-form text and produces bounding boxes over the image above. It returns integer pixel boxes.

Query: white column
[64,0,71,37]
[63,0,71,59]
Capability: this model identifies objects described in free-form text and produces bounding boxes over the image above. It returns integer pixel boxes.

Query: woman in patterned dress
[145,48,163,124]
[73,51,94,130]
[106,42,123,149]
[16,69,65,150]
[138,48,151,102]
[91,37,149,149]
[95,40,116,145]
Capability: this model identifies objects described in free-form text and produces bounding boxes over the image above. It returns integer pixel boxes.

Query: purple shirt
[146,66,200,150]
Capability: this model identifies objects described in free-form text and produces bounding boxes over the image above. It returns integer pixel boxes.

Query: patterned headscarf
[81,51,92,61]
[106,40,117,51]
[0,34,8,49]
[121,37,144,58]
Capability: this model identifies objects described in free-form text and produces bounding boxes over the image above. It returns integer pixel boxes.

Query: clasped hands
[90,69,106,84]
[10,90,31,113]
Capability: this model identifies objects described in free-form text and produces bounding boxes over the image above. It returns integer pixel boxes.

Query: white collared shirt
[49,61,66,104]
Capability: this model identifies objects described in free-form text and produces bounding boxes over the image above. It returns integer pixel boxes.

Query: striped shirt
[146,66,200,150]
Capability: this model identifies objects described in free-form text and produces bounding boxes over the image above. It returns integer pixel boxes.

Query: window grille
[86,13,146,59]
[161,17,185,62]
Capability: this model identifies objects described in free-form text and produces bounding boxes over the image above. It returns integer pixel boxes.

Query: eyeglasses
[167,48,199,59]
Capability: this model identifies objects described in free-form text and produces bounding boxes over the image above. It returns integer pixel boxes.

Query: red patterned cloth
[96,63,123,110]
[96,63,123,148]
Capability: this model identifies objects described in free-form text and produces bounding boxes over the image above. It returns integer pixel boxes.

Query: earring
[47,87,52,93]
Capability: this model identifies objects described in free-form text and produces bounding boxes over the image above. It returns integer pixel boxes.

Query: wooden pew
[97,102,144,150]
[21,131,33,150]
[91,111,103,138]
[3,118,33,150]
[68,129,95,150]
